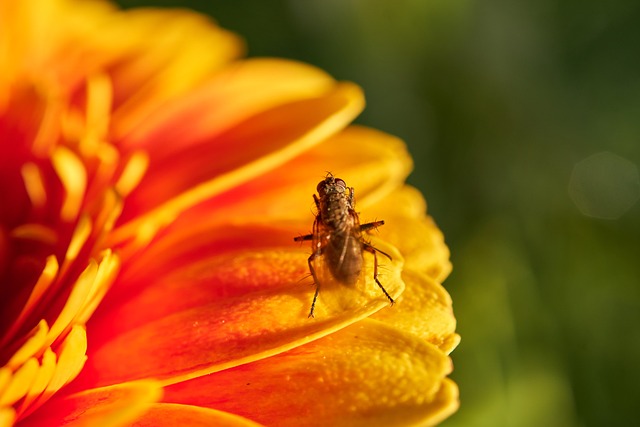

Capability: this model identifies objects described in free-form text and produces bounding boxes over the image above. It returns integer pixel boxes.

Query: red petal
[19,380,162,427]
[130,403,264,427]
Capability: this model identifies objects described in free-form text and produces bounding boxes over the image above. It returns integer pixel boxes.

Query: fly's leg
[360,220,385,233]
[307,251,321,318]
[347,187,355,208]
[362,243,394,305]
[294,234,313,242]
[294,235,321,317]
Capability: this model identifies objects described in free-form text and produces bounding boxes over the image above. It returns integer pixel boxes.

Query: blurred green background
[119,1,640,425]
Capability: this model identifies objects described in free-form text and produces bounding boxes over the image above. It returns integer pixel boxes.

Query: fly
[294,173,394,317]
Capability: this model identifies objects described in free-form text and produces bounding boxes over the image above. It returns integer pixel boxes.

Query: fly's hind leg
[360,220,385,233]
[362,243,394,305]
[294,235,321,317]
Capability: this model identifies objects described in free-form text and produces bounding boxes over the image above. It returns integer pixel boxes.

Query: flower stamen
[51,147,86,222]
[5,321,48,371]
[80,74,112,157]
[20,163,47,209]
[0,358,38,408]
[14,348,55,418]
[20,325,88,419]
[116,151,149,197]
[10,225,57,246]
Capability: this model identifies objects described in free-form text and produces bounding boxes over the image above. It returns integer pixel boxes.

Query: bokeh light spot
[569,151,640,219]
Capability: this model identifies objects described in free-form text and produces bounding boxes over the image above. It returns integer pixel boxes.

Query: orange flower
[0,0,459,426]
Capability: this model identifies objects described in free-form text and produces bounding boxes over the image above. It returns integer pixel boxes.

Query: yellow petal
[47,249,119,349]
[46,262,97,348]
[371,186,452,282]
[10,326,88,421]
[372,270,458,352]
[420,378,460,426]
[163,319,457,427]
[130,403,264,427]
[84,223,403,387]
[29,325,88,413]
[15,348,56,418]
[0,358,38,407]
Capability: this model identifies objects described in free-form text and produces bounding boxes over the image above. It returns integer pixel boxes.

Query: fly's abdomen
[324,233,363,285]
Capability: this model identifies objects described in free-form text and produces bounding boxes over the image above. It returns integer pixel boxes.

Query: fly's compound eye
[334,178,347,191]
[316,180,327,195]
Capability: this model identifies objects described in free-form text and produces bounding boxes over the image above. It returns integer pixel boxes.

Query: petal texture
[163,319,458,427]
[113,84,366,249]
[84,224,404,387]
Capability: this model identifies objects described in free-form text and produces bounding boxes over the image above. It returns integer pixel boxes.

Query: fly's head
[316,175,348,199]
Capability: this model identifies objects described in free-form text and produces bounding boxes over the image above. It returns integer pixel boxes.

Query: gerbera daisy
[0,1,459,425]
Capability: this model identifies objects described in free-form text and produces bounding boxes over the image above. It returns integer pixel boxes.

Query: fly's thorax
[319,191,353,232]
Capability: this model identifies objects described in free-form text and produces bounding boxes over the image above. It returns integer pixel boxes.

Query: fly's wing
[311,215,325,255]
[349,207,362,238]
[320,208,362,285]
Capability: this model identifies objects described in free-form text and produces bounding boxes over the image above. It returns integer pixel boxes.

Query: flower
[0,0,459,426]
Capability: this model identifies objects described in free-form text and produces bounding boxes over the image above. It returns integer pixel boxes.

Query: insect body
[294,173,394,317]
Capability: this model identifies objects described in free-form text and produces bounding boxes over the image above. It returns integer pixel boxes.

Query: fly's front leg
[307,251,321,317]
[294,234,313,242]
[347,187,355,207]
[362,243,394,305]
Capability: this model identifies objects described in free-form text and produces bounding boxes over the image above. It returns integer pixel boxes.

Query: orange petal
[372,270,458,353]
[163,319,457,427]
[121,59,336,153]
[130,403,264,427]
[108,9,244,140]
[20,380,162,427]
[112,83,365,249]
[174,125,413,227]
[0,408,15,427]
[2,0,242,120]
[84,223,404,387]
